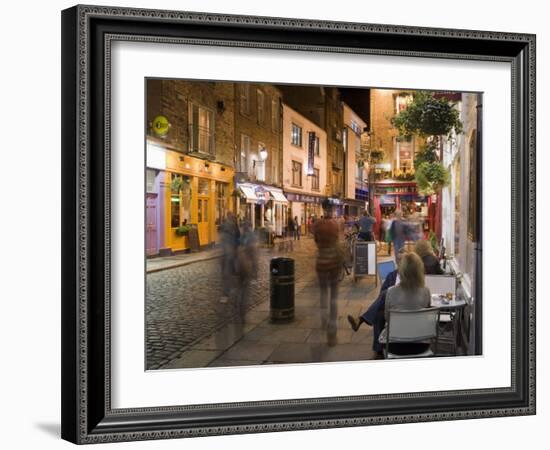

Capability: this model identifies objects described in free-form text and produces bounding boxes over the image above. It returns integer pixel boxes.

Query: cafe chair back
[380,307,440,359]
[425,274,456,296]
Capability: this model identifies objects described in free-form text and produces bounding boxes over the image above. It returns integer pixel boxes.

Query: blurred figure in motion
[235,220,258,321]
[314,201,343,346]
[356,210,376,241]
[219,211,240,303]
[390,210,407,260]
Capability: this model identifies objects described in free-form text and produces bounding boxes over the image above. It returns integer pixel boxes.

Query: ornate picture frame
[61,5,535,444]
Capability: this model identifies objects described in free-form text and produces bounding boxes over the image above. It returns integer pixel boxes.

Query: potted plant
[175,224,191,236]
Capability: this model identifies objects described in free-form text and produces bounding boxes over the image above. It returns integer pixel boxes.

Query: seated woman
[384,252,431,356]
[414,239,444,275]
[347,247,407,355]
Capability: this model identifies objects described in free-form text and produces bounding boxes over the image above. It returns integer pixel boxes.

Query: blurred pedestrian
[314,201,343,346]
[356,211,376,241]
[293,216,301,240]
[390,210,407,260]
[235,220,258,320]
[218,211,240,303]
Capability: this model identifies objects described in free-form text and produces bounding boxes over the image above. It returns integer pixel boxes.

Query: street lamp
[259,146,268,161]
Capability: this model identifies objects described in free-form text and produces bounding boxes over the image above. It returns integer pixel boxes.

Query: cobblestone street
[146,237,330,369]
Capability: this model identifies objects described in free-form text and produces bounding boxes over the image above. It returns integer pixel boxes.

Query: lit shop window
[170,174,192,227]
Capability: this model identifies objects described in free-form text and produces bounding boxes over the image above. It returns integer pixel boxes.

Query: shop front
[284,192,326,235]
[236,183,289,237]
[146,140,234,256]
[372,180,432,239]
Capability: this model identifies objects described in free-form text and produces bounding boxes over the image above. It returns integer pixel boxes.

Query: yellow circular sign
[152,115,170,136]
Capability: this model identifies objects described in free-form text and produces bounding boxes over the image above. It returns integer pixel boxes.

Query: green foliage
[171,175,184,193]
[428,230,439,253]
[391,91,463,139]
[175,225,191,236]
[369,150,385,164]
[415,161,450,195]
[414,141,439,169]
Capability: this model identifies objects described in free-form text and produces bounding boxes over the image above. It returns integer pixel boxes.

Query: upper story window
[257,89,265,125]
[239,84,250,115]
[350,119,361,135]
[311,168,320,191]
[315,136,320,156]
[291,123,302,147]
[271,98,279,132]
[240,134,251,175]
[292,160,303,187]
[395,94,413,114]
[188,103,214,157]
[395,137,414,171]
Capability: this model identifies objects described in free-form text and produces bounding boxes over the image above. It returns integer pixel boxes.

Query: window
[291,123,302,147]
[257,89,265,124]
[292,161,302,187]
[188,103,214,156]
[239,84,250,115]
[311,168,320,191]
[315,136,320,156]
[271,98,278,132]
[240,134,251,174]
[350,119,361,135]
[146,169,157,193]
[396,138,414,171]
[215,182,228,225]
[395,94,413,114]
[170,173,192,227]
[257,143,266,182]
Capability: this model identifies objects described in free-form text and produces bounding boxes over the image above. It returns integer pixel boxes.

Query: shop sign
[307,131,316,175]
[152,115,170,137]
[254,185,270,203]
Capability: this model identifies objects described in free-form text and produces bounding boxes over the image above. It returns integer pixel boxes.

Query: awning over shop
[267,188,288,204]
[239,185,258,202]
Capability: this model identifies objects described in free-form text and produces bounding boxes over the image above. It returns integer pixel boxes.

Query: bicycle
[339,230,357,281]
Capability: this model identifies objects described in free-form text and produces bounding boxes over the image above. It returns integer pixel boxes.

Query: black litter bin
[270,257,295,323]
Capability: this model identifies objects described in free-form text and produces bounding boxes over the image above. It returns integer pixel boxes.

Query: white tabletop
[430,294,467,308]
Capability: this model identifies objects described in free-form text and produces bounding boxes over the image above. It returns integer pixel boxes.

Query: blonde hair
[398,252,425,289]
[414,239,434,258]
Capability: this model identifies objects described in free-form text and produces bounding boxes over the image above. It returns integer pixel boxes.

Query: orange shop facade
[146,140,234,256]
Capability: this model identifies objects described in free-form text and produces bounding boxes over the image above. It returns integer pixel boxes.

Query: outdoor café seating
[378,307,440,359]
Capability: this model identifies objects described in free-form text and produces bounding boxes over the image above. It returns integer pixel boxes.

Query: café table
[430,294,467,355]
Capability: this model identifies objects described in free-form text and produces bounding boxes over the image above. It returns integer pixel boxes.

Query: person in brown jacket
[314,202,343,346]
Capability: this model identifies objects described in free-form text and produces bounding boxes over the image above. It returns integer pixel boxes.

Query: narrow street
[146,237,381,369]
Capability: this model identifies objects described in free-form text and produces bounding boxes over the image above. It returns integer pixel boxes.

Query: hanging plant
[171,175,184,193]
[414,141,439,169]
[391,91,463,140]
[415,161,450,196]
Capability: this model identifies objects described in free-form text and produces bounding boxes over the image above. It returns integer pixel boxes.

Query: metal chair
[378,307,440,359]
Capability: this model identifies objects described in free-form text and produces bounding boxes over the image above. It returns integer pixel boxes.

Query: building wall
[234,83,283,186]
[146,79,235,167]
[282,104,327,197]
[277,85,344,198]
[369,89,424,174]
[441,93,478,298]
[343,103,367,200]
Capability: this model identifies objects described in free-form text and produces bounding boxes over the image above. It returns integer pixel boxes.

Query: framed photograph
[61,4,536,444]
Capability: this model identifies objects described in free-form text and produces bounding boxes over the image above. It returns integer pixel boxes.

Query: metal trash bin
[270,257,295,322]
